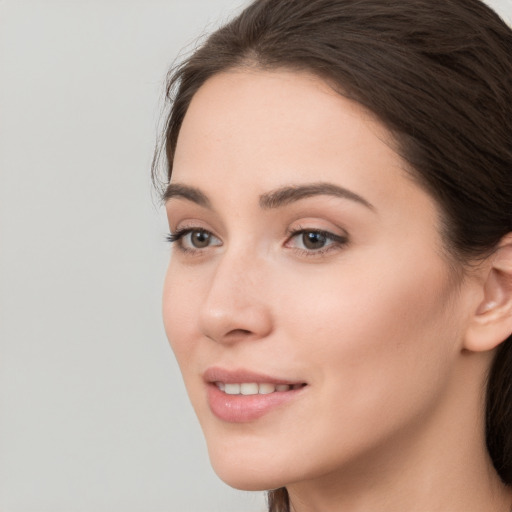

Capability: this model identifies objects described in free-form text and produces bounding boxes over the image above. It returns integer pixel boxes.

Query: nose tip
[198,257,273,344]
[199,300,273,344]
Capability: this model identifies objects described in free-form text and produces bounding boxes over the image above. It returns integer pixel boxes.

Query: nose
[198,249,273,344]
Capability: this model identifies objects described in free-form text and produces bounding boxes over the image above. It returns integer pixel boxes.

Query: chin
[206,439,291,491]
[212,463,286,492]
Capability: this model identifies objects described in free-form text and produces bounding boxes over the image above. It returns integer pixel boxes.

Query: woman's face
[163,69,475,490]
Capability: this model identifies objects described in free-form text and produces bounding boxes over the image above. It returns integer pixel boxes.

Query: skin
[163,69,512,511]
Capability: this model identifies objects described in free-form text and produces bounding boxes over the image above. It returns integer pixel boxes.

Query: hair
[154,0,512,510]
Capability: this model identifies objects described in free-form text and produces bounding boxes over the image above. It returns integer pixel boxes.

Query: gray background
[0,1,510,511]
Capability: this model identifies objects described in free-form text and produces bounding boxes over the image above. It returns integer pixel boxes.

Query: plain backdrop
[0,1,510,511]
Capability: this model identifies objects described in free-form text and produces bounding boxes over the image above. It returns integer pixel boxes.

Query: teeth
[224,383,240,395]
[258,383,276,395]
[240,383,259,395]
[215,382,297,395]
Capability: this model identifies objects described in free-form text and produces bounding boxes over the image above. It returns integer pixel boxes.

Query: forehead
[175,70,391,177]
[176,69,377,154]
[171,69,435,222]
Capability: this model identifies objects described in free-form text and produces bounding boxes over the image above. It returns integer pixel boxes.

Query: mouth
[203,367,308,423]
[214,382,306,395]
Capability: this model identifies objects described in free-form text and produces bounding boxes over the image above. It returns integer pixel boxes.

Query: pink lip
[203,367,307,423]
[203,367,304,386]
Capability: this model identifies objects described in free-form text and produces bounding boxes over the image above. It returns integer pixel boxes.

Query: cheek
[284,254,447,329]
[162,262,213,425]
[279,250,460,422]
[162,262,200,368]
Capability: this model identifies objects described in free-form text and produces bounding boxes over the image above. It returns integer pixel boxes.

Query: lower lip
[206,384,306,423]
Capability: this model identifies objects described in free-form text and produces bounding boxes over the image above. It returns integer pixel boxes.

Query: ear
[464,234,512,352]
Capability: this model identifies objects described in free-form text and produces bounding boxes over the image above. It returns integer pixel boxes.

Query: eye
[299,231,329,250]
[184,230,215,249]
[167,228,222,251]
[286,228,348,254]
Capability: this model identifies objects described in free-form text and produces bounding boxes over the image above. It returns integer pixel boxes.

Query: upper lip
[203,366,306,385]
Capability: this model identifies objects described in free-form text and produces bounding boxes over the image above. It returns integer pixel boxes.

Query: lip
[203,366,305,386]
[203,366,307,423]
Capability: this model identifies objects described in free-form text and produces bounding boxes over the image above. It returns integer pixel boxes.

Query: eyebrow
[259,182,375,211]
[163,183,212,208]
[164,182,374,211]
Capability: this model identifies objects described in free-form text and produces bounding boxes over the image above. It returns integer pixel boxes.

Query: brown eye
[190,230,211,248]
[302,231,327,250]
[286,228,348,255]
[167,227,222,252]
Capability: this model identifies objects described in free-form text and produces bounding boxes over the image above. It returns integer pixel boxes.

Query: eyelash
[166,227,348,257]
[165,228,217,255]
[285,227,348,257]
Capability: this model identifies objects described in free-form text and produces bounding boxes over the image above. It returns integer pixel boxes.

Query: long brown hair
[154,1,512,510]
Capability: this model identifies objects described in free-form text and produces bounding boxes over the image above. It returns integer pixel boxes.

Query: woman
[155,0,512,510]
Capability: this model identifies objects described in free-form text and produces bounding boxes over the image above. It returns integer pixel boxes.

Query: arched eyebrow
[163,183,211,208]
[164,182,374,211]
[259,183,375,211]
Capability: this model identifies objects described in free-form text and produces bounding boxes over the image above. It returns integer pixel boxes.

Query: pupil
[303,232,326,249]
[192,230,210,248]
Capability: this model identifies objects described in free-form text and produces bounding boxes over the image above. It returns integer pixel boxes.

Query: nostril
[226,328,252,337]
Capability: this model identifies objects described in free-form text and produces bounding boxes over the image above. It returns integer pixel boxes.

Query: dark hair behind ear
[155,0,512,508]
[487,341,512,485]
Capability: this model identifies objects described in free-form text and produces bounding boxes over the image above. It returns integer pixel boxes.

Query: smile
[204,367,308,422]
[215,382,306,395]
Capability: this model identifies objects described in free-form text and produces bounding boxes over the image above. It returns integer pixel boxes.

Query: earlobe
[464,235,512,353]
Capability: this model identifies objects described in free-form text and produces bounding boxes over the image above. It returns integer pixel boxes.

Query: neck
[287,352,512,512]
